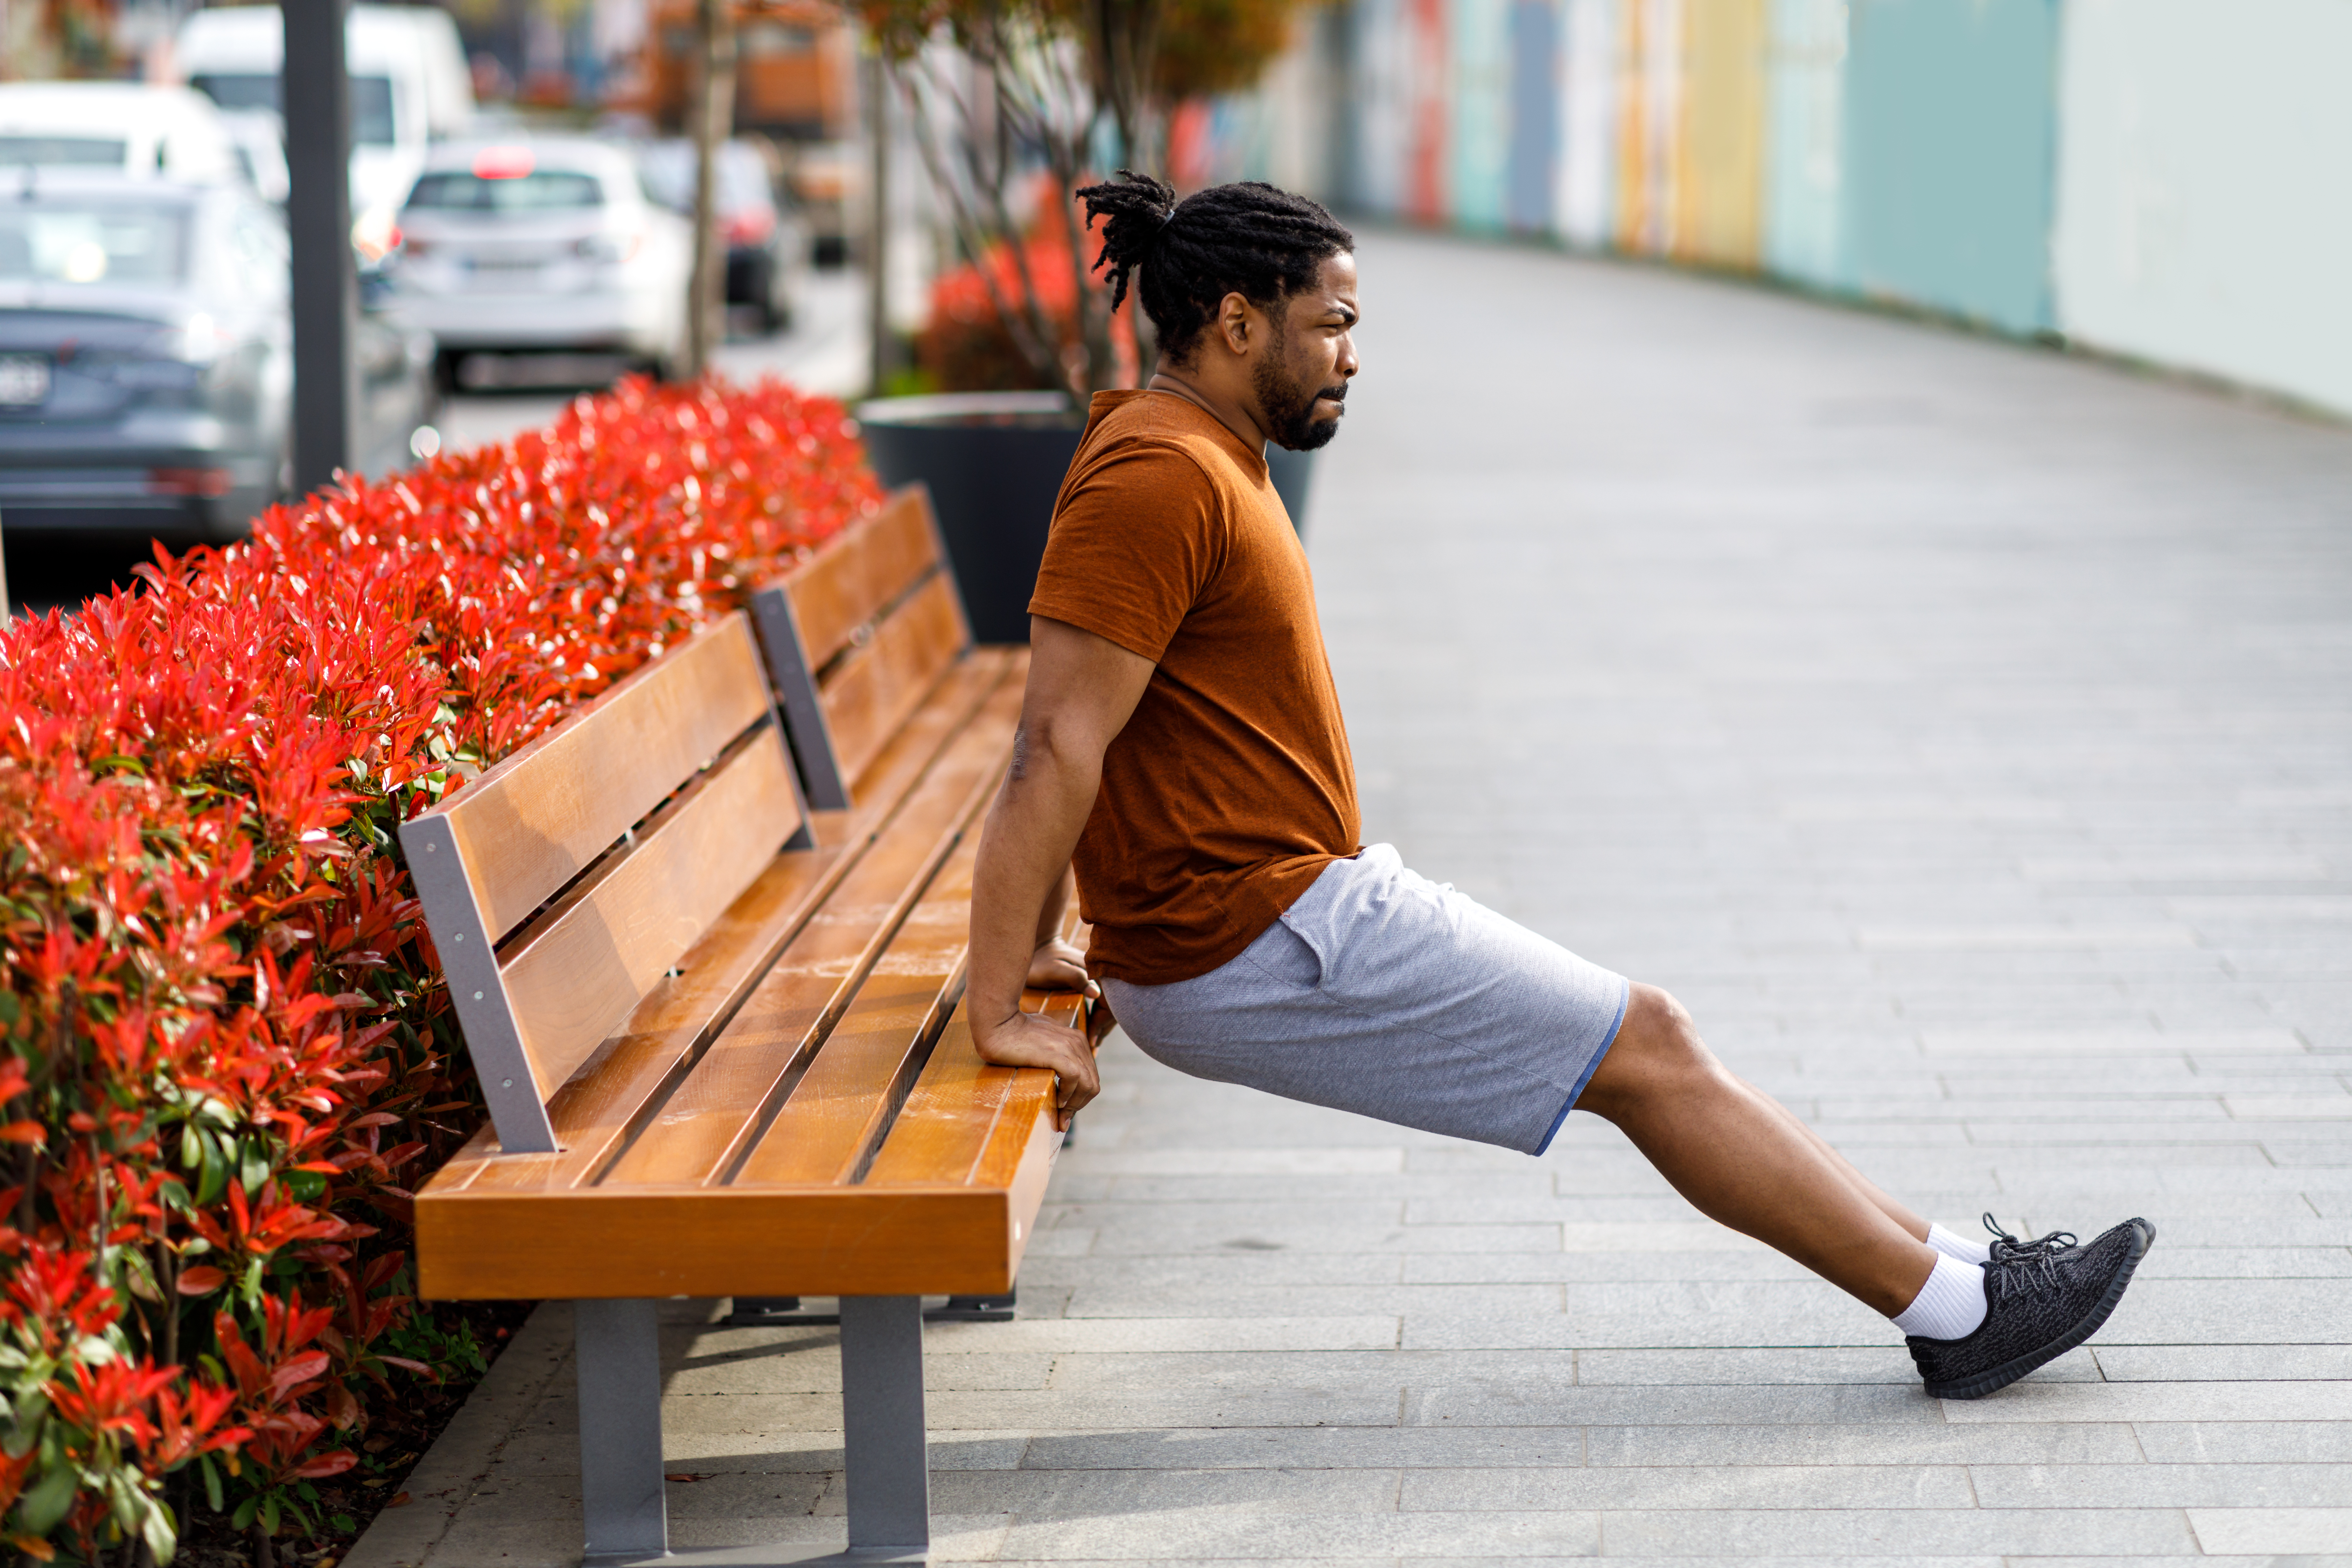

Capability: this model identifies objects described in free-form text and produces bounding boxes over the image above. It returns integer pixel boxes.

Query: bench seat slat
[433,840,850,1195]
[415,1185,1032,1300]
[864,921,1087,1189]
[498,725,804,1093]
[860,1014,1017,1189]
[728,823,985,1186]
[425,652,1024,1198]
[823,570,970,791]
[444,616,777,938]
[864,1016,1062,1261]
[594,676,1019,1188]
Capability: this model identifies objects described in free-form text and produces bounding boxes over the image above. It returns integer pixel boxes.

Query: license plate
[0,355,50,407]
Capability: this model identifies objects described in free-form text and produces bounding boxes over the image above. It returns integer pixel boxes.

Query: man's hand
[1028,936,1098,997]
[973,1009,1100,1129]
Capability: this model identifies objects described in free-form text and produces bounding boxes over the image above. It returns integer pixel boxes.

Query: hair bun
[1078,170,1180,314]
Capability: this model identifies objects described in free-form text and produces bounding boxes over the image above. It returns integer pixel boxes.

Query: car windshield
[406,169,603,212]
[190,72,396,146]
[0,200,186,285]
[0,135,130,168]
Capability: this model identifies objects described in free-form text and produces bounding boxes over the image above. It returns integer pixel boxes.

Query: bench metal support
[726,1290,1015,1328]
[839,1296,929,1555]
[576,1298,668,1563]
[749,582,851,811]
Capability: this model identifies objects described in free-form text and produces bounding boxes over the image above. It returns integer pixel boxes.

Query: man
[965,172,2150,1400]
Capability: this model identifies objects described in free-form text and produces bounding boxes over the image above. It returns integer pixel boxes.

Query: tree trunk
[865,49,892,395]
[684,0,738,379]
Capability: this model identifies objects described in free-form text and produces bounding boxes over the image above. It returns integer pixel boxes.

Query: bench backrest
[399,613,809,1154]
[750,486,974,809]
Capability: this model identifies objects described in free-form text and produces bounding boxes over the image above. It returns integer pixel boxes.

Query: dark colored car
[634,139,807,332]
[0,172,434,544]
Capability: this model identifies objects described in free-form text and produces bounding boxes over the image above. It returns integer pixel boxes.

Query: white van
[177,4,474,258]
[0,83,244,186]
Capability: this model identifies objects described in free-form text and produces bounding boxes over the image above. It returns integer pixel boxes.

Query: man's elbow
[1008,716,1099,786]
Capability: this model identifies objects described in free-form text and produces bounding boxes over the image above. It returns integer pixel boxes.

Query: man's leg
[1574,984,1938,1317]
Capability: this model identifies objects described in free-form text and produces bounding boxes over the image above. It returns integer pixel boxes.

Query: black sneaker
[1905,1214,2155,1400]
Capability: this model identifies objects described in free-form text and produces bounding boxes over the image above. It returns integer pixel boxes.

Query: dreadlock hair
[1077,171,1355,365]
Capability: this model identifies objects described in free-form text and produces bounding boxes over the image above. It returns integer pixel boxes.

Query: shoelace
[1980,1211,2079,1299]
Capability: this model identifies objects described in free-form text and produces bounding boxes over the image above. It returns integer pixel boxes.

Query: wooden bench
[401,489,1081,1564]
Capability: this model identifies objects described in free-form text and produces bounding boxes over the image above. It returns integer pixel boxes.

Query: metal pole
[864,48,890,396]
[284,0,355,495]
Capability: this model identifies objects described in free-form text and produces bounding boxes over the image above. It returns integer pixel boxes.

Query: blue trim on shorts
[1532,975,1631,1156]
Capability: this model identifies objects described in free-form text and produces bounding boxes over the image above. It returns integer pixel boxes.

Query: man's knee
[1579,983,1718,1118]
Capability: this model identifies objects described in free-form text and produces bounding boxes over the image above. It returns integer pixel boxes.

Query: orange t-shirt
[1028,389,1361,985]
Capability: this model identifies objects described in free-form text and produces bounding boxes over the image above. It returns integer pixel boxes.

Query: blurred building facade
[1185,0,2352,420]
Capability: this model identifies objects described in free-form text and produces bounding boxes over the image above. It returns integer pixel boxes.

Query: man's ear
[1217,290,1255,356]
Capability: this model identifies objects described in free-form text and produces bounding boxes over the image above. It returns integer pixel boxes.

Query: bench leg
[838,1296,929,1555]
[575,1298,668,1563]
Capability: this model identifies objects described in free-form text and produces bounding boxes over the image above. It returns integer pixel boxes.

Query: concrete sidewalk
[354,231,2352,1567]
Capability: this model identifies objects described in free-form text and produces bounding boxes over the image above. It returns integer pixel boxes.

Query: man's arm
[968,614,1156,1128]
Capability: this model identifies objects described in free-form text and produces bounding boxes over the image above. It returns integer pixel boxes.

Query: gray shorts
[1101,844,1630,1155]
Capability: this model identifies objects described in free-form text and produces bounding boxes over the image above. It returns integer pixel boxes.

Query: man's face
[1250,252,1360,452]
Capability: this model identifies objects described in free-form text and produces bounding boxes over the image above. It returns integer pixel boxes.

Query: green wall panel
[1844,0,2059,333]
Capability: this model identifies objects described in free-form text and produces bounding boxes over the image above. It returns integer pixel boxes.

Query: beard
[1252,345,1346,452]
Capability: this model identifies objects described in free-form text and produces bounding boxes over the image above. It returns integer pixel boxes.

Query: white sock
[1927,1222,1992,1266]
[1891,1252,1988,1341]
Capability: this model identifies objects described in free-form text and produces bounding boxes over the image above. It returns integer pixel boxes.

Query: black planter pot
[856,393,1083,644]
[856,392,1319,644]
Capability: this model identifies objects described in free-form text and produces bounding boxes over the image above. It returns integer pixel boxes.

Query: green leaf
[259,1494,279,1534]
[330,1513,357,1534]
[284,1169,327,1203]
[194,1130,227,1208]
[5,1391,48,1457]
[238,1138,270,1197]
[108,1469,141,1533]
[180,1121,202,1172]
[16,1461,79,1534]
[231,1494,257,1531]
[201,1454,225,1513]
[136,1490,177,1562]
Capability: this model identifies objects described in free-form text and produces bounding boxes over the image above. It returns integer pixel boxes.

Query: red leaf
[176,1265,228,1295]
[270,1351,331,1398]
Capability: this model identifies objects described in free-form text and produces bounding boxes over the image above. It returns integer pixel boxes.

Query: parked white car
[0,83,244,187]
[177,3,474,259]
[384,140,692,386]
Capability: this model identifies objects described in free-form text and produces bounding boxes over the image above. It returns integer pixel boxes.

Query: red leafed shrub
[916,183,1139,394]
[0,375,883,1563]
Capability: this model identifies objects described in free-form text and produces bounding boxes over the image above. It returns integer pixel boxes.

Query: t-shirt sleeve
[1027,443,1221,663]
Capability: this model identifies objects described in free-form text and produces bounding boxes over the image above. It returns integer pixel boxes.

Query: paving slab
[347,233,2351,1566]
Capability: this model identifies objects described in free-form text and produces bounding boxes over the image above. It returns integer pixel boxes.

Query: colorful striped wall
[1179,0,2352,418]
